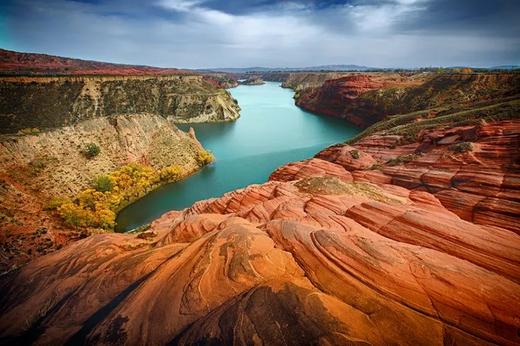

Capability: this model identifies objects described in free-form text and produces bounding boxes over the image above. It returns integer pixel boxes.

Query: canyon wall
[293,72,520,127]
[1,98,518,345]
[0,73,239,272]
[0,75,240,133]
[0,113,209,272]
[281,71,349,91]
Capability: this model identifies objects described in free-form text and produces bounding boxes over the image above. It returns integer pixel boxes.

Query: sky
[1,0,519,68]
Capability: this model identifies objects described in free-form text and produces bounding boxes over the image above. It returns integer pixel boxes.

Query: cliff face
[239,77,265,85]
[0,113,207,272]
[0,75,240,133]
[1,100,518,345]
[295,72,520,127]
[281,72,349,91]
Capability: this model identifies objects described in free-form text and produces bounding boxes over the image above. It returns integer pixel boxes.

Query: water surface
[116,82,360,231]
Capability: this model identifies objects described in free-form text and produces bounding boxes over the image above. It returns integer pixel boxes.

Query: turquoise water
[115,82,360,231]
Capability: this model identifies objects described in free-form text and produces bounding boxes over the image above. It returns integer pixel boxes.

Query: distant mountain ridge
[0,48,189,75]
[199,64,375,73]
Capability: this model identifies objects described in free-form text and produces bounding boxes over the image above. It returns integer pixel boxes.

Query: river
[115,82,360,231]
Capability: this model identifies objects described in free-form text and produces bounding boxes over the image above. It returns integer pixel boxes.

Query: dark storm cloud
[0,0,519,68]
[393,0,520,37]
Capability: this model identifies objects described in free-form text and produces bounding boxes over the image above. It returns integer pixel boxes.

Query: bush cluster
[83,143,101,159]
[449,142,473,153]
[197,150,215,166]
[52,163,184,230]
[387,153,419,166]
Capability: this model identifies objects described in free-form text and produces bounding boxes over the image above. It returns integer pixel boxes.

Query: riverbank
[115,82,360,231]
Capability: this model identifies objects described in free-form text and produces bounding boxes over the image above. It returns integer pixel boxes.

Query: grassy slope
[347,96,520,144]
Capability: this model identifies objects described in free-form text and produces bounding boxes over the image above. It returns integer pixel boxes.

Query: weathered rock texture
[239,77,265,86]
[1,111,518,344]
[281,72,349,91]
[294,72,520,127]
[0,75,240,133]
[0,113,207,272]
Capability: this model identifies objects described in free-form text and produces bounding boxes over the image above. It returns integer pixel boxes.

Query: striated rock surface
[295,72,520,127]
[1,114,519,344]
[0,75,240,133]
[281,72,349,91]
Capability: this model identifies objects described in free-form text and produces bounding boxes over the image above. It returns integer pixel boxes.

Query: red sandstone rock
[295,73,520,127]
[0,116,519,345]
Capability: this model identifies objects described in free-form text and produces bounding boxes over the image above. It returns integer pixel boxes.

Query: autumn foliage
[53,163,184,229]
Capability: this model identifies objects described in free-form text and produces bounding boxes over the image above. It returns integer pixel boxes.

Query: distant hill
[488,65,520,70]
[0,48,189,75]
[200,64,376,73]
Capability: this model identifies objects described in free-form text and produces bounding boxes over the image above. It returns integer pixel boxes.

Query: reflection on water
[116,82,360,231]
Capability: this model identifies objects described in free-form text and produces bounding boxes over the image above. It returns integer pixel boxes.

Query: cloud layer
[1,0,519,68]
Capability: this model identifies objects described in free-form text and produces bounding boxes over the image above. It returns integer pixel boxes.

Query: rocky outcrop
[203,74,239,89]
[1,108,518,344]
[239,77,265,86]
[295,72,520,127]
[281,72,349,91]
[0,75,240,133]
[0,113,208,272]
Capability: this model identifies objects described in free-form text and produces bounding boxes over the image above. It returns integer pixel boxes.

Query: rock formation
[0,75,240,133]
[281,71,350,91]
[240,77,266,86]
[0,48,189,76]
[0,52,241,272]
[1,98,518,344]
[292,72,520,127]
[0,112,209,272]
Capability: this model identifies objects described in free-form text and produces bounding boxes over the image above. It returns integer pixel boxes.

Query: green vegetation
[51,162,186,230]
[83,143,101,159]
[449,142,473,153]
[349,149,360,159]
[387,153,419,166]
[17,127,40,135]
[93,175,114,192]
[347,98,520,145]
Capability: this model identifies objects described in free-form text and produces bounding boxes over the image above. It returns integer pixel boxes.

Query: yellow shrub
[197,150,214,166]
[55,163,186,230]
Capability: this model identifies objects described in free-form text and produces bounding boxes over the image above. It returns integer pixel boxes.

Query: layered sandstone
[0,75,240,133]
[1,113,518,344]
[295,72,520,127]
[281,72,349,91]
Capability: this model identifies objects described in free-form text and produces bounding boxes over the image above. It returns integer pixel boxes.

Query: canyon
[0,51,240,271]
[292,72,520,127]
[1,92,518,345]
[0,49,519,345]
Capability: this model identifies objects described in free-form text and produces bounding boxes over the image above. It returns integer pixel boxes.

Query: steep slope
[281,72,350,91]
[0,66,240,271]
[0,48,188,76]
[0,75,240,133]
[0,112,211,272]
[295,72,520,127]
[1,101,518,345]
